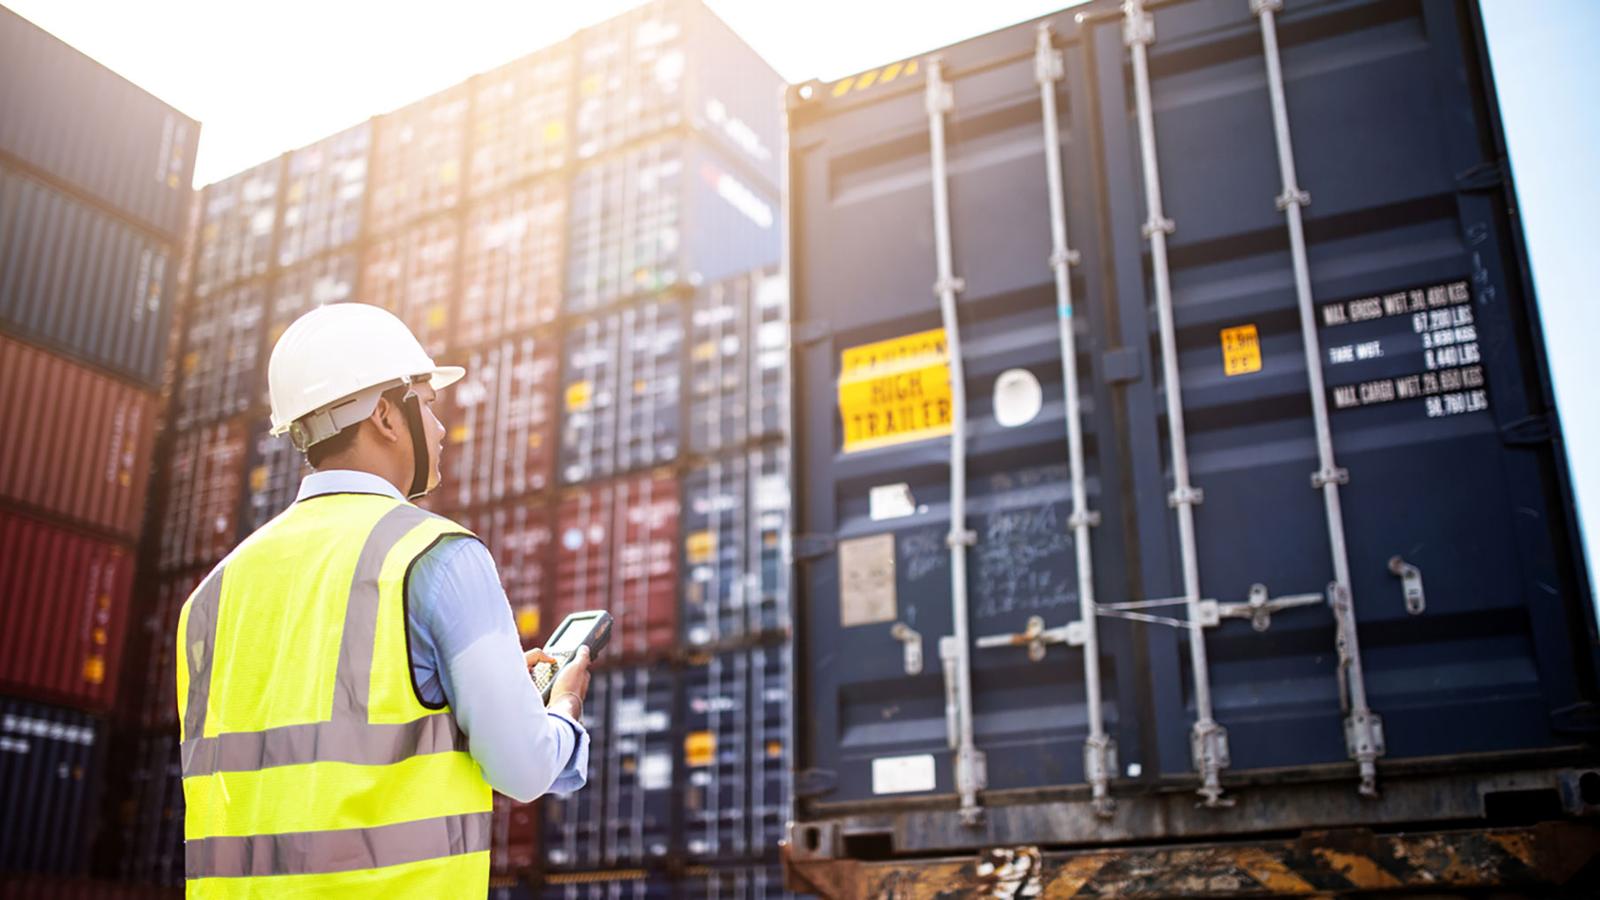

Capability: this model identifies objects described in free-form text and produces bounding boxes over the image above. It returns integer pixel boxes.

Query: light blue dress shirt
[295,469,588,800]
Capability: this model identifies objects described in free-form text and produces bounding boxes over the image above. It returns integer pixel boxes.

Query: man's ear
[372,395,403,445]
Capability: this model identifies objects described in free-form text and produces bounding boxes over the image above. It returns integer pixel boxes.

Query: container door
[789,16,1146,808]
[1086,0,1597,787]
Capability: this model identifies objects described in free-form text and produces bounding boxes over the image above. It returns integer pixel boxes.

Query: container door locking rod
[1028,21,1114,818]
[1251,0,1384,797]
[924,56,987,827]
[1123,0,1231,808]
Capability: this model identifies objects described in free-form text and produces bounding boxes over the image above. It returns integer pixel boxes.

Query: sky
[8,0,1598,598]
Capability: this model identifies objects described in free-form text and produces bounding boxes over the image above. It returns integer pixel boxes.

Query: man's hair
[303,384,413,470]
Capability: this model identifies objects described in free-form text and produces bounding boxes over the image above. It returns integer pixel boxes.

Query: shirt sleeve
[407,535,590,800]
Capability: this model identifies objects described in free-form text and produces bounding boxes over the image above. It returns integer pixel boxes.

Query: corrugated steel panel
[121,734,183,886]
[470,48,572,197]
[748,644,791,859]
[194,157,281,297]
[683,865,799,900]
[683,647,794,865]
[369,86,467,236]
[543,673,608,870]
[559,298,684,485]
[456,499,554,646]
[174,282,265,431]
[459,178,565,348]
[603,664,676,867]
[361,215,460,358]
[688,266,786,455]
[540,878,673,900]
[0,510,134,710]
[490,793,539,876]
[786,0,1599,837]
[681,448,790,648]
[0,334,155,538]
[0,6,197,238]
[135,569,204,731]
[573,0,781,185]
[564,137,778,314]
[277,122,369,268]
[685,650,751,861]
[0,876,182,899]
[0,164,177,386]
[157,420,247,571]
[242,422,306,537]
[261,251,359,405]
[0,699,106,875]
[438,331,559,510]
[554,471,679,661]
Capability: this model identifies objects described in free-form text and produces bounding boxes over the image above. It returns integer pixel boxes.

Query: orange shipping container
[0,333,155,539]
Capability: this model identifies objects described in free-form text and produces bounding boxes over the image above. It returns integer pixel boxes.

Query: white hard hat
[268,303,463,449]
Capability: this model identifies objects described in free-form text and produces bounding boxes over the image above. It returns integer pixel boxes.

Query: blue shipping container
[0,5,197,238]
[564,136,778,314]
[0,698,106,876]
[785,0,1598,852]
[0,164,177,386]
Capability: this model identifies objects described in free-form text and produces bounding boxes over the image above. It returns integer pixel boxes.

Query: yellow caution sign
[565,380,593,412]
[515,607,540,640]
[685,730,716,767]
[1221,324,1262,376]
[685,530,716,565]
[838,328,953,453]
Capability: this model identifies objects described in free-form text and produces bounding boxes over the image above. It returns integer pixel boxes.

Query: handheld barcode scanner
[532,610,613,703]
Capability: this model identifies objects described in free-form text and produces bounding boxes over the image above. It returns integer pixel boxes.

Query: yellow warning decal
[1221,324,1262,376]
[685,730,716,767]
[685,530,716,565]
[565,380,593,412]
[515,606,540,640]
[838,328,953,453]
[829,58,920,99]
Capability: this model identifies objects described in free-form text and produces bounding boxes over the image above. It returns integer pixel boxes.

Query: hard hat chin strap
[399,387,433,500]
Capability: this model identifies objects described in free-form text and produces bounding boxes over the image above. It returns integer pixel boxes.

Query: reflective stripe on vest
[177,495,492,896]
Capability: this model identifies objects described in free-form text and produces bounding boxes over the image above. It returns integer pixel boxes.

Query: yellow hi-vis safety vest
[176,493,492,898]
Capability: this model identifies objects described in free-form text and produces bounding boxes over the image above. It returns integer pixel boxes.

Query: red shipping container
[438,332,559,511]
[554,470,678,660]
[458,500,555,647]
[0,333,155,539]
[490,793,540,876]
[0,508,135,710]
[157,419,248,571]
[361,216,459,358]
[136,569,205,730]
[458,179,565,348]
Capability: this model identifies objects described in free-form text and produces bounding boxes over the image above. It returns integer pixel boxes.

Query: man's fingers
[524,648,559,669]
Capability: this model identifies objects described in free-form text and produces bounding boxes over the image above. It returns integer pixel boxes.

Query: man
[176,302,591,897]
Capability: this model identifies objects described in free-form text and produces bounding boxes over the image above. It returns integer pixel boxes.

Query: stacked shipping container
[118,1,793,894]
[0,4,197,883]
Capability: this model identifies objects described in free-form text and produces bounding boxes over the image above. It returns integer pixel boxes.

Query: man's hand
[525,645,591,722]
